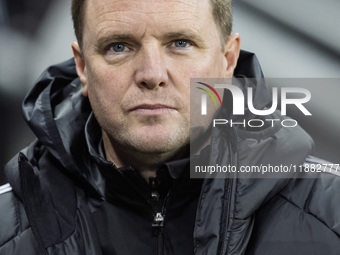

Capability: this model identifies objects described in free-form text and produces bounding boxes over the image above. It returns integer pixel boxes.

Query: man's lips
[129,104,177,115]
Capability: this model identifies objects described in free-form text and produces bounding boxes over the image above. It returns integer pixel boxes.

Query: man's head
[71,0,240,171]
[72,0,233,49]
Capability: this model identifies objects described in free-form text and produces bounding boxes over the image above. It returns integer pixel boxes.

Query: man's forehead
[86,0,205,11]
[84,0,212,26]
[82,0,216,44]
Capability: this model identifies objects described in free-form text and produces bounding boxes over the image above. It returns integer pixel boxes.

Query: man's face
[73,0,240,164]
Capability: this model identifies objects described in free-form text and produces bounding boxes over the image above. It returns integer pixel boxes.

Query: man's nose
[134,44,169,90]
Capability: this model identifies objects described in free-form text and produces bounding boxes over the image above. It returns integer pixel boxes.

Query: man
[0,0,339,254]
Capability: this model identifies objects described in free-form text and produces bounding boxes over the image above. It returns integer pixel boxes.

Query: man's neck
[102,131,189,182]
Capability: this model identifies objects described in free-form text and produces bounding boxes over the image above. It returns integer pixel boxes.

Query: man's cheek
[187,66,213,79]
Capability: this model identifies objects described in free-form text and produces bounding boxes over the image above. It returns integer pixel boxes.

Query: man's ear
[72,42,88,97]
[224,33,241,78]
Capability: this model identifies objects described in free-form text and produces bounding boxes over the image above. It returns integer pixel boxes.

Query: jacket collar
[85,112,188,180]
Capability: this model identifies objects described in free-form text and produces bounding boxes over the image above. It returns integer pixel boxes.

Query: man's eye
[173,40,189,48]
[109,43,127,52]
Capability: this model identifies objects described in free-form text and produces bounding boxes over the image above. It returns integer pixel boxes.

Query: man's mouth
[129,104,177,115]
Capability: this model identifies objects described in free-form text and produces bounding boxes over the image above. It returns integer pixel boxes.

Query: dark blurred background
[0,0,339,185]
[0,0,76,184]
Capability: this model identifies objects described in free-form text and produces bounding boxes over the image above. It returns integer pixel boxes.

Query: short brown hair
[210,0,232,41]
[71,0,232,48]
[71,0,87,48]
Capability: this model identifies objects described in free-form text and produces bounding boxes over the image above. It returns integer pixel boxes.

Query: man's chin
[131,138,187,154]
[125,130,189,156]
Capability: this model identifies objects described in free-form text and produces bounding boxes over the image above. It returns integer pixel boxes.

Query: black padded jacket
[1,51,340,255]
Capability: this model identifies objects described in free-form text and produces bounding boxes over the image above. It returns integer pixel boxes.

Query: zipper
[110,165,175,255]
[150,177,163,236]
[149,176,177,255]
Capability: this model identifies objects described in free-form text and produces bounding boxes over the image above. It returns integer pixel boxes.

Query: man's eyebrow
[96,34,137,48]
[163,31,204,43]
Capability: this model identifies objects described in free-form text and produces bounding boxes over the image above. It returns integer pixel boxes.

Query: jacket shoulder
[0,184,39,253]
[280,156,340,236]
[248,157,340,254]
[0,184,30,240]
